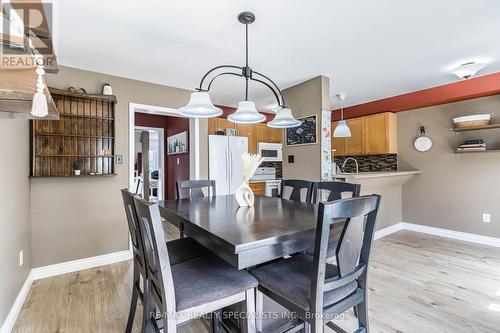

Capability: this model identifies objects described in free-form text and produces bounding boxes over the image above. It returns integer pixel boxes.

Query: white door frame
[128,103,201,192]
[135,126,165,200]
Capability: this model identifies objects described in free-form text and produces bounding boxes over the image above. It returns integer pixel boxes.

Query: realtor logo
[0,1,55,68]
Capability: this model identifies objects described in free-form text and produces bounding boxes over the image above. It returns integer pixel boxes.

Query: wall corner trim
[0,271,33,333]
[32,250,133,280]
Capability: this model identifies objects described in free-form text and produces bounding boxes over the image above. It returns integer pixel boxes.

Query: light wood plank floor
[13,230,500,333]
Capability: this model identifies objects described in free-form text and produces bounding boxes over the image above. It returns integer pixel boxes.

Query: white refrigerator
[209,135,248,195]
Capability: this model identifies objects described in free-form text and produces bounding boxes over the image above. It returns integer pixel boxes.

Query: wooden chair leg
[310,319,323,333]
[211,310,223,333]
[240,289,256,333]
[141,278,152,333]
[355,301,369,333]
[125,265,140,333]
[255,290,264,333]
[303,322,311,333]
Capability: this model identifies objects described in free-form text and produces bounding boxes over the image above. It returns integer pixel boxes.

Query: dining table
[158,194,319,270]
[158,194,320,333]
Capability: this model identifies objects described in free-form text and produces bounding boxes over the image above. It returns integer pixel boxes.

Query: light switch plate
[19,250,23,267]
[482,213,491,223]
[115,155,123,164]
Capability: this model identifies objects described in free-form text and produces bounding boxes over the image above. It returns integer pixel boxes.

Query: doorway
[128,103,202,201]
[134,126,164,201]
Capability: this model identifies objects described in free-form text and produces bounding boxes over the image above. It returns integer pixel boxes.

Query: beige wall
[0,120,31,323]
[398,95,500,238]
[282,76,330,181]
[32,66,191,267]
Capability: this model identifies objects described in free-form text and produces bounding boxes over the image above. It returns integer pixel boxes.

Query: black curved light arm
[207,72,243,91]
[253,70,286,107]
[197,65,242,91]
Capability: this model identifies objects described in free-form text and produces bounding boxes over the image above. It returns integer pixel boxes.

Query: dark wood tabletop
[158,195,318,269]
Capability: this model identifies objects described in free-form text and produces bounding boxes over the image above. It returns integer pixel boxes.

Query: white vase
[74,170,81,176]
[235,182,254,207]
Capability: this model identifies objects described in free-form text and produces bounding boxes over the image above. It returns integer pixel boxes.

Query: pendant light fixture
[333,93,351,138]
[179,11,300,128]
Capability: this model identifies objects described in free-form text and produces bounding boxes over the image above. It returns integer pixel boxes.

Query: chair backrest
[133,196,176,316]
[120,189,145,260]
[176,180,216,199]
[310,195,381,313]
[280,179,314,203]
[311,181,361,203]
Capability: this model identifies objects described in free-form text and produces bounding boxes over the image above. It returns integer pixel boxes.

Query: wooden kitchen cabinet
[344,118,364,155]
[268,127,283,143]
[362,112,397,154]
[331,121,346,156]
[256,123,270,143]
[236,123,257,154]
[249,181,265,195]
[332,112,397,156]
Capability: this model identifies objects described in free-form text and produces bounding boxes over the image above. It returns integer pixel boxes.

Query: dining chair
[251,195,381,333]
[176,179,216,199]
[306,181,361,258]
[120,189,209,333]
[280,179,314,203]
[133,196,258,333]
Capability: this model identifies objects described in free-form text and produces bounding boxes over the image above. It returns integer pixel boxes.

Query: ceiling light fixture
[179,11,300,128]
[333,93,351,138]
[452,62,486,80]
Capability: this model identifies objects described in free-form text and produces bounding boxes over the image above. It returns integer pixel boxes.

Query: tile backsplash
[261,161,283,179]
[334,154,397,173]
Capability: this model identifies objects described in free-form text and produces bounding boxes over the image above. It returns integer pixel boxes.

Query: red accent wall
[135,113,190,200]
[332,72,500,120]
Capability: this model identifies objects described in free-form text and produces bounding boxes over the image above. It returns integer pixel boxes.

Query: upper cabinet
[332,112,397,156]
[208,118,282,154]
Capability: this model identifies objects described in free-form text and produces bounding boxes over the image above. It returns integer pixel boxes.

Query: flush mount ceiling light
[333,93,351,138]
[452,62,487,80]
[179,11,300,127]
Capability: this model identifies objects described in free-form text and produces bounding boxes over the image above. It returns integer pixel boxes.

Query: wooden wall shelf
[30,174,118,178]
[30,88,117,177]
[454,149,500,154]
[452,124,500,132]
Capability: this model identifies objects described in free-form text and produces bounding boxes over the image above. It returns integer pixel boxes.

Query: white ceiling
[54,0,500,111]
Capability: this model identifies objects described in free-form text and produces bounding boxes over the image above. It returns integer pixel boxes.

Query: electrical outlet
[19,250,23,267]
[177,158,180,165]
[482,213,491,223]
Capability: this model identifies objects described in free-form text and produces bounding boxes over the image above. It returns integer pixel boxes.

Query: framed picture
[285,114,318,146]
[167,131,188,155]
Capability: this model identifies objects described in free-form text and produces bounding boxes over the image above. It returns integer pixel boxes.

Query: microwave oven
[258,142,282,162]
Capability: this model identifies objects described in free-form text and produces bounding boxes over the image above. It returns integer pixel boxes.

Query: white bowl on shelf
[453,114,490,127]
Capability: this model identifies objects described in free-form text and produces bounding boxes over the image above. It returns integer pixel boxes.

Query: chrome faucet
[341,157,359,174]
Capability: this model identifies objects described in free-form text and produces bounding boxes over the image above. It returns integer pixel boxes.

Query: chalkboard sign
[286,114,317,146]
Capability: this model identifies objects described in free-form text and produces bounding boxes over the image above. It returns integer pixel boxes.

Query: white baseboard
[401,222,500,248]
[32,249,133,280]
[374,223,404,240]
[0,271,33,333]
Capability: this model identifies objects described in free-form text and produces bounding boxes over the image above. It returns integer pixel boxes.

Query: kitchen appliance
[251,167,281,197]
[258,142,282,162]
[209,135,248,195]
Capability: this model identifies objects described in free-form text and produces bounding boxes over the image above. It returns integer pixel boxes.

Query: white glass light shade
[452,62,486,80]
[267,107,301,128]
[227,101,266,124]
[333,120,351,137]
[178,91,222,118]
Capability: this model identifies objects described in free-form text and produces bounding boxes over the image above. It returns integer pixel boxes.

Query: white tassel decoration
[30,55,48,118]
[235,153,263,207]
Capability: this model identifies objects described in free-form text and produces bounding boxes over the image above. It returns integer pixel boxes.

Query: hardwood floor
[13,230,500,333]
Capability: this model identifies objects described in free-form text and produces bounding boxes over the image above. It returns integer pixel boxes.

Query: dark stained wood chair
[133,196,258,333]
[120,189,209,333]
[251,195,381,333]
[176,179,216,199]
[307,181,362,258]
[280,179,314,203]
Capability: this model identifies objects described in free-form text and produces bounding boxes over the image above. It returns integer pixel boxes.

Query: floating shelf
[454,149,500,154]
[34,132,114,139]
[452,124,500,132]
[30,174,118,178]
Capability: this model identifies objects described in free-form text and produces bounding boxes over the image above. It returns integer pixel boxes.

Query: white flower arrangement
[241,153,264,183]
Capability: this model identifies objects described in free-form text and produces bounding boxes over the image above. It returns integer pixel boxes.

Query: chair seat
[305,222,345,258]
[167,237,210,266]
[172,254,258,311]
[250,254,358,311]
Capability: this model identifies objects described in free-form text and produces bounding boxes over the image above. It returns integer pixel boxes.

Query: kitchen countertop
[336,171,421,179]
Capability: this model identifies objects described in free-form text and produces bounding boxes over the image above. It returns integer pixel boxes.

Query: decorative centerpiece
[235,153,263,207]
